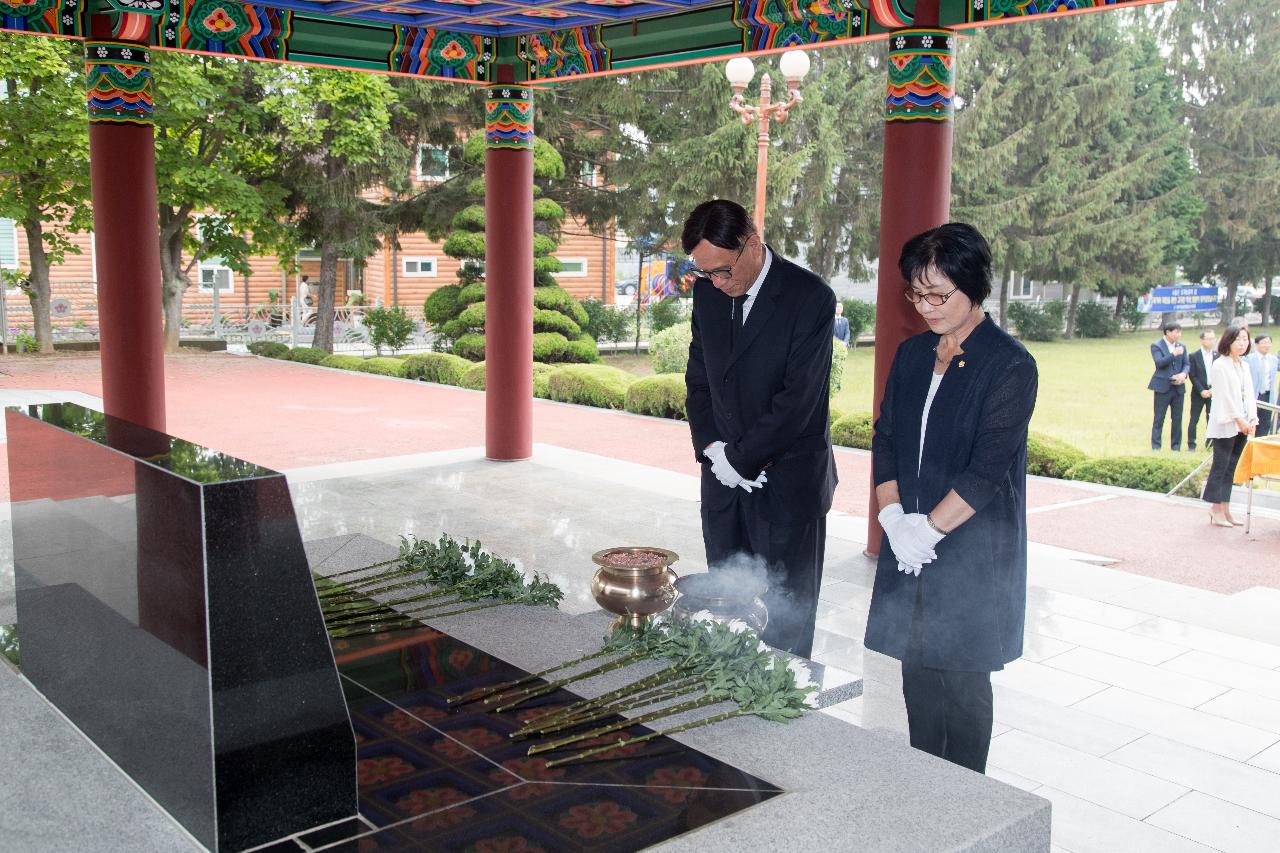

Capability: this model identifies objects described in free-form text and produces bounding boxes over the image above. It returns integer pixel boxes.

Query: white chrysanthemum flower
[726,619,750,635]
[803,692,820,709]
[691,610,715,623]
[786,658,817,688]
[757,641,770,654]
[764,657,775,671]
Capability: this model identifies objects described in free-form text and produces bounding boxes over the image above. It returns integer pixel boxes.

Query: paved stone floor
[4,354,1280,851]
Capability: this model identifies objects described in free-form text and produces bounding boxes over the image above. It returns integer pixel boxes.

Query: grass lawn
[605,323,1277,461]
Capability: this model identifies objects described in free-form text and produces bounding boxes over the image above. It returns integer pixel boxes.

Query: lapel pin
[958,360,966,368]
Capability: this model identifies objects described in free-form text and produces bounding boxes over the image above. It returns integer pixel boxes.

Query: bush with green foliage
[357,357,408,377]
[286,347,329,365]
[648,297,687,334]
[625,375,687,420]
[455,333,486,361]
[402,352,472,385]
[532,331,569,362]
[831,413,874,449]
[650,322,692,374]
[1026,432,1089,478]
[533,362,556,398]
[1073,302,1120,338]
[841,299,876,346]
[534,307,581,338]
[248,340,289,359]
[829,337,847,399]
[363,305,416,355]
[562,338,601,363]
[1007,301,1066,342]
[319,354,366,371]
[13,329,37,353]
[1118,297,1145,332]
[1066,455,1204,498]
[547,364,637,409]
[829,405,846,424]
[423,284,462,325]
[580,298,632,345]
[460,361,486,390]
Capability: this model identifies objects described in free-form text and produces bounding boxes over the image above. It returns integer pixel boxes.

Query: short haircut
[1255,334,1272,344]
[1199,329,1216,340]
[681,200,756,254]
[898,222,993,304]
[1218,323,1252,357]
[1162,321,1182,334]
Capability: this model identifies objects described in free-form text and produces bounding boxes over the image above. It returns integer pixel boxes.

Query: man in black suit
[1187,329,1217,452]
[1148,321,1190,451]
[683,199,837,658]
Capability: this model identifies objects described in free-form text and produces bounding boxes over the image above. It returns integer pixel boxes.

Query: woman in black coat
[863,223,1038,774]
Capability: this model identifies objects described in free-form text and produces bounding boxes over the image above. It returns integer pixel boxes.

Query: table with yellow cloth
[1234,435,1280,485]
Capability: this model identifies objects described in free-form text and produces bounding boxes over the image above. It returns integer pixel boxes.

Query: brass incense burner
[590,546,679,630]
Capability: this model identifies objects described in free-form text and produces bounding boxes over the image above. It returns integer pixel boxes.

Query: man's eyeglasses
[689,242,748,282]
[903,286,960,307]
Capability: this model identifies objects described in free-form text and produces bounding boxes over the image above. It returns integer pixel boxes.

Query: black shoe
[1188,445,1197,452]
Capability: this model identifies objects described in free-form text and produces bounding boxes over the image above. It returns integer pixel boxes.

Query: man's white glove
[705,442,766,493]
[878,503,940,571]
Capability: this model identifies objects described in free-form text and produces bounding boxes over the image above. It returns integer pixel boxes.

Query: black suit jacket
[1188,348,1217,395]
[685,249,838,523]
[1148,338,1189,394]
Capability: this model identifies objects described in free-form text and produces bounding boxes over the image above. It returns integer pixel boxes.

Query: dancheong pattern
[485,87,534,150]
[884,29,955,123]
[518,27,609,79]
[733,0,868,52]
[86,39,154,125]
[390,28,492,80]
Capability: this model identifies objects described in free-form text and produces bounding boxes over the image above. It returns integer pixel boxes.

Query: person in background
[1187,329,1218,452]
[299,275,315,308]
[1204,323,1257,526]
[833,302,851,349]
[864,223,1038,774]
[1246,335,1277,437]
[1148,321,1189,451]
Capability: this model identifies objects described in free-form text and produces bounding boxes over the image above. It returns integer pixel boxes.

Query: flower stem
[448,648,618,706]
[526,683,704,738]
[543,709,747,768]
[516,672,703,737]
[527,694,723,756]
[314,556,404,582]
[491,655,645,711]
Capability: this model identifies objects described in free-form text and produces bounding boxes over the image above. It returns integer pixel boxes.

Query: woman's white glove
[878,504,941,572]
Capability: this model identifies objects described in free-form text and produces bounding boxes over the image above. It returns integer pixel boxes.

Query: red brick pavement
[2,352,1275,593]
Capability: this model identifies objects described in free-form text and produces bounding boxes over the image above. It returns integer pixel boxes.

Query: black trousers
[901,590,994,774]
[1258,392,1273,438]
[1188,393,1212,450]
[1151,387,1184,450]
[701,496,825,658]
[1202,432,1248,504]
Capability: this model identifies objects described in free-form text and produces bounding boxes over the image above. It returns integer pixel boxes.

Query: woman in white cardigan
[1204,322,1258,526]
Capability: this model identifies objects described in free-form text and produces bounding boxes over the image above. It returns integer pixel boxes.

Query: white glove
[898,513,946,567]
[878,503,937,569]
[706,441,743,488]
[898,560,921,577]
[739,470,768,493]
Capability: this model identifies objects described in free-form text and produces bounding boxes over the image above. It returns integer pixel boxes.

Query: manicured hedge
[248,340,289,359]
[1066,456,1205,499]
[319,354,366,371]
[625,374,687,420]
[547,364,637,410]
[532,362,556,398]
[357,357,408,377]
[455,333,486,361]
[532,331,569,362]
[534,307,581,338]
[1027,432,1088,479]
[831,413,874,450]
[562,338,601,363]
[402,352,472,385]
[650,322,692,375]
[286,347,328,365]
[460,362,487,390]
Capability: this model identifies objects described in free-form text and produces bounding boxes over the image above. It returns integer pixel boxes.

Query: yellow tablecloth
[1235,435,1280,485]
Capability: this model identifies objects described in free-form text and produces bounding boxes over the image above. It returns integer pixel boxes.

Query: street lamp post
[726,50,811,237]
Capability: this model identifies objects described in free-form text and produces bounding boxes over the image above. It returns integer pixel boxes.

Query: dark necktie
[731,294,746,348]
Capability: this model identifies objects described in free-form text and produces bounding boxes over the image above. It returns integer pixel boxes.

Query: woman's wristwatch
[925,514,949,536]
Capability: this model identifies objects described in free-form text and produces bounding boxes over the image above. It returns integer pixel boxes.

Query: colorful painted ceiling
[3,0,1166,82]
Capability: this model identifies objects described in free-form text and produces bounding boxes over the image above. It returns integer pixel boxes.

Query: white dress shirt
[740,247,772,323]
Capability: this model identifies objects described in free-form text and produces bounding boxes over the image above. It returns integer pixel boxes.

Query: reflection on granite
[317,621,781,852]
[5,404,356,852]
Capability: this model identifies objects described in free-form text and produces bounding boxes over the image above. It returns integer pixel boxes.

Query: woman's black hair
[1219,323,1252,357]
[681,199,756,254]
[898,222,993,304]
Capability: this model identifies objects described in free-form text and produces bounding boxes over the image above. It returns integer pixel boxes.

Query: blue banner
[1141,286,1218,313]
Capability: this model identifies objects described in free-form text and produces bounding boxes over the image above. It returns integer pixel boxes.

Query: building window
[416,145,450,182]
[402,256,437,277]
[198,262,234,293]
[556,257,588,278]
[579,161,597,187]
[1014,277,1033,299]
[0,218,18,269]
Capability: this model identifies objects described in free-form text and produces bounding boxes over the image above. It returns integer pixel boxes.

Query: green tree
[0,34,91,353]
[152,54,284,351]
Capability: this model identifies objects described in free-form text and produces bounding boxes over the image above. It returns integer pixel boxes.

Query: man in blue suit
[1148,321,1190,451]
[683,199,837,658]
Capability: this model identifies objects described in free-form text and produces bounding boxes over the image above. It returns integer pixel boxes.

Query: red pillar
[87,15,166,432]
[867,6,956,552]
[484,66,534,461]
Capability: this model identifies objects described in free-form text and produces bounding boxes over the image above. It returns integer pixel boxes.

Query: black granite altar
[253,617,781,851]
[5,403,357,852]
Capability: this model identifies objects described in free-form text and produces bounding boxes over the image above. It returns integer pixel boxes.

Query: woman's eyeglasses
[689,243,748,282]
[903,286,960,307]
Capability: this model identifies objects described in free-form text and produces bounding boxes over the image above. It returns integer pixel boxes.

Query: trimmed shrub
[319,354,366,371]
[534,307,581,338]
[248,340,289,359]
[1007,301,1066,342]
[547,364,637,409]
[829,405,846,424]
[363,305,416,354]
[455,333,486,361]
[562,338,601,363]
[831,413,874,450]
[649,321,692,374]
[1026,432,1088,479]
[286,347,328,365]
[460,361,486,390]
[841,299,876,346]
[402,352,472,385]
[1074,302,1120,338]
[625,375,687,420]
[533,331,569,362]
[457,302,486,330]
[1066,455,1204,498]
[648,297,686,334]
[533,362,556,398]
[443,230,486,260]
[439,318,469,341]
[534,285,588,326]
[457,282,486,307]
[357,357,408,377]
[422,284,463,326]
[829,337,847,398]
